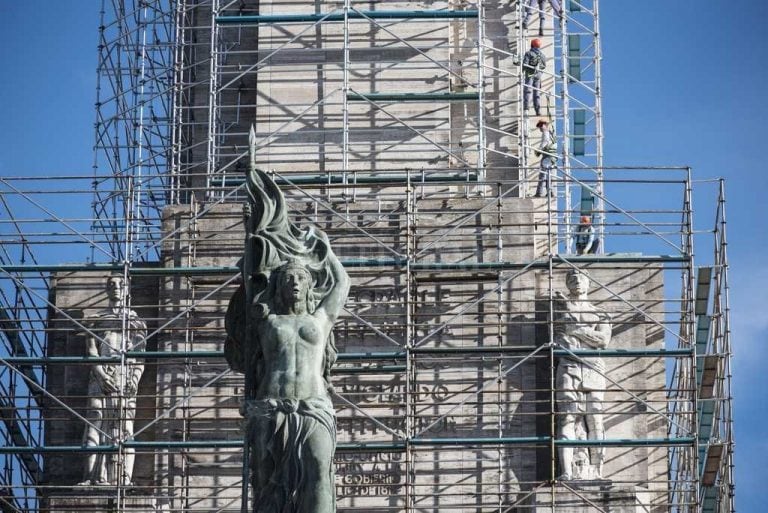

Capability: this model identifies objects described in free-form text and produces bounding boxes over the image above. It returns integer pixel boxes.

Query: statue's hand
[564,322,581,335]
[97,373,119,394]
[125,379,139,397]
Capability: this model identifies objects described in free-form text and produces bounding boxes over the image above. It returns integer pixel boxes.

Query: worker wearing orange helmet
[575,215,597,255]
[523,39,546,116]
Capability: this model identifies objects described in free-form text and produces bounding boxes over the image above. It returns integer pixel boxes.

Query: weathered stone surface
[529,484,640,513]
[44,494,159,513]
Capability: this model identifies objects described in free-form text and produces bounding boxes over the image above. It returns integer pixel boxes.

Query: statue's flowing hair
[224,143,337,394]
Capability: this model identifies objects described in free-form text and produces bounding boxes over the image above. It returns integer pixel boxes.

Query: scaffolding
[0,1,734,512]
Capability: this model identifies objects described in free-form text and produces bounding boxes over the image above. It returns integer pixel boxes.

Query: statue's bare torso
[256,313,331,400]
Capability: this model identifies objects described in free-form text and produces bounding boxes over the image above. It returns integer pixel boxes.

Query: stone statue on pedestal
[79,274,146,486]
[225,127,350,513]
[552,268,612,480]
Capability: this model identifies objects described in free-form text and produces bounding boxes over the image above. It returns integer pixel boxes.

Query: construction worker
[534,119,556,197]
[574,215,597,254]
[523,39,546,116]
[522,0,563,37]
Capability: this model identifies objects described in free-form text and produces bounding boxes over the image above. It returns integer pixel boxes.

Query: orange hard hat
[531,39,541,48]
[580,216,591,223]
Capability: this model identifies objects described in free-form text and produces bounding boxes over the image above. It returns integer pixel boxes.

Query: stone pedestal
[530,483,639,513]
[44,494,159,513]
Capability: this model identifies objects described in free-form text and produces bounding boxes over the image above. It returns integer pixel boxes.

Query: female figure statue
[225,127,350,513]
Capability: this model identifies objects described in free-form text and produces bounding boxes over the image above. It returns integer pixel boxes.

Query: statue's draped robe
[245,397,336,513]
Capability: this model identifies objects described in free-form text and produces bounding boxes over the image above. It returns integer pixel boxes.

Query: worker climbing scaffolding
[523,39,546,116]
[534,119,557,197]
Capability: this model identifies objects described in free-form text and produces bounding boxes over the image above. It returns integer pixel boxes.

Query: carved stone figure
[552,268,612,480]
[79,274,146,486]
[225,127,350,513]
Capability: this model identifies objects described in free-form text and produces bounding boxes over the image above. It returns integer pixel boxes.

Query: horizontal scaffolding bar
[410,436,548,446]
[411,347,693,357]
[0,348,692,365]
[412,437,696,447]
[0,442,403,453]
[211,171,479,187]
[215,10,479,25]
[347,92,480,102]
[338,351,404,360]
[0,437,695,454]
[0,254,690,275]
[410,255,690,268]
[339,365,407,374]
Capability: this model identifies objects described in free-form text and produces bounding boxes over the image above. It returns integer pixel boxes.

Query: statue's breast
[579,311,601,325]
[266,320,294,342]
[569,302,601,325]
[298,320,322,345]
[263,315,323,348]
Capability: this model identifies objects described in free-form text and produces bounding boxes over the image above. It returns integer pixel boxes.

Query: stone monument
[78,274,147,486]
[224,127,350,513]
[553,268,612,480]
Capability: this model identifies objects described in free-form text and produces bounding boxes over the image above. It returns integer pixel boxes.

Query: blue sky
[0,1,766,510]
[601,5,768,510]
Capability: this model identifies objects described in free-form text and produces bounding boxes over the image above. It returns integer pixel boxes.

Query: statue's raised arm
[224,126,348,513]
[315,244,350,324]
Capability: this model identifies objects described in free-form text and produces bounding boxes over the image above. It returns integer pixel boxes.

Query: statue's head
[274,259,315,313]
[106,274,125,303]
[565,268,590,296]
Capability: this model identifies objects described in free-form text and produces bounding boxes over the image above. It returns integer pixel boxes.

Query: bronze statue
[225,127,350,513]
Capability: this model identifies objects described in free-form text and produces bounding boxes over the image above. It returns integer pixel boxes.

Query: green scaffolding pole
[215,10,479,25]
[0,437,695,454]
[0,348,691,365]
[210,171,479,188]
[347,92,479,102]
[0,255,690,275]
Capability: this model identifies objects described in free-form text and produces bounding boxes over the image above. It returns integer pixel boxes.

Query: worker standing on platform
[534,119,557,197]
[523,39,546,116]
[574,216,597,254]
[522,0,563,37]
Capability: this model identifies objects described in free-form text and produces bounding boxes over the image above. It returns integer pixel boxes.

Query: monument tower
[0,1,734,513]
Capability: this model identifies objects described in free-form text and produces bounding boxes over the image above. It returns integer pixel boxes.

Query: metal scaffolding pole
[0,1,736,512]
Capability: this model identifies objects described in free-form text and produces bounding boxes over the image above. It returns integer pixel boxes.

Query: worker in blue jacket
[523,39,546,116]
[574,216,597,254]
